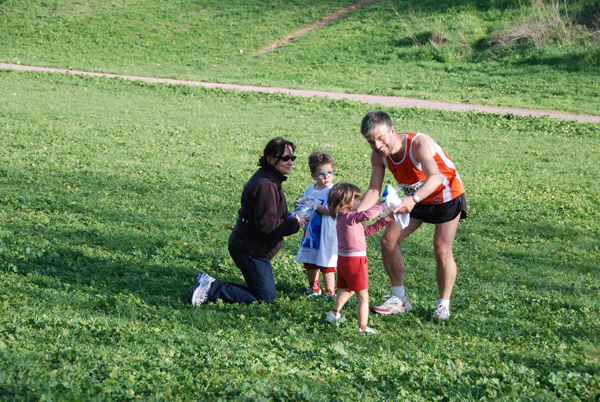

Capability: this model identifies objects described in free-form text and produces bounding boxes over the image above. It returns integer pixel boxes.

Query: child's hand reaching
[297,197,317,210]
[383,213,395,223]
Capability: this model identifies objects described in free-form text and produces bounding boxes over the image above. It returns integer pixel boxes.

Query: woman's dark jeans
[207,245,277,304]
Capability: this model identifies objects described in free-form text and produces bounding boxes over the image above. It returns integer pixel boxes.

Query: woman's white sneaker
[191,273,215,305]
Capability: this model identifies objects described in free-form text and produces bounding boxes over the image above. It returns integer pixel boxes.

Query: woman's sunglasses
[278,155,296,162]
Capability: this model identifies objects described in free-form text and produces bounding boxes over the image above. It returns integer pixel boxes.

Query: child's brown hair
[327,182,362,217]
[308,151,334,175]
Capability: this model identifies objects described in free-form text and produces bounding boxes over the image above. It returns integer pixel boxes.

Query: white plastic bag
[381,185,410,229]
[290,197,316,220]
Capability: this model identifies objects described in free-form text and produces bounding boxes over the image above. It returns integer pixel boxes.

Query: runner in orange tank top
[358,111,467,321]
[383,132,464,205]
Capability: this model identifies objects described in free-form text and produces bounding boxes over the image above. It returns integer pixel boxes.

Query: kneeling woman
[192,137,306,305]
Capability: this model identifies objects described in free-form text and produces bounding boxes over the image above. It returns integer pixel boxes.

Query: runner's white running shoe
[432,305,450,321]
[358,326,377,334]
[372,295,412,315]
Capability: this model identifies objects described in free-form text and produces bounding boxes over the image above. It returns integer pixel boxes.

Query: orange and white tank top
[383,133,464,205]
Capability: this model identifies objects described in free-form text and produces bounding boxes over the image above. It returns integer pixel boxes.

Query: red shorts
[303,263,336,274]
[336,255,368,291]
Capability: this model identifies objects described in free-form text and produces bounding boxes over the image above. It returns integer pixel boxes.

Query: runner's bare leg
[433,214,460,300]
[380,219,422,287]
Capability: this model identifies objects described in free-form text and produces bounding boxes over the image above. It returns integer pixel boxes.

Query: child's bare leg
[305,268,320,292]
[355,289,370,329]
[333,289,355,312]
[323,271,335,293]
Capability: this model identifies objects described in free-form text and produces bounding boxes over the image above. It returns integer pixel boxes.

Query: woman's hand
[295,214,307,227]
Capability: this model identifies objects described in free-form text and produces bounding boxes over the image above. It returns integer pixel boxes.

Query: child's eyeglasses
[313,171,335,179]
[278,155,296,162]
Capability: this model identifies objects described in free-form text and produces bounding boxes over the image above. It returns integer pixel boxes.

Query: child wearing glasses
[295,151,338,297]
[325,182,392,334]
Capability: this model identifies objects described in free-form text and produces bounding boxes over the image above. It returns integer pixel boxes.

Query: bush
[492,0,596,48]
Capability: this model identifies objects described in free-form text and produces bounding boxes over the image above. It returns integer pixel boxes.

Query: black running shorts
[410,193,467,224]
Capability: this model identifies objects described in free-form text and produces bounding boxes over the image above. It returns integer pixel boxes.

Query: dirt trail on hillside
[253,0,380,55]
[2,62,598,123]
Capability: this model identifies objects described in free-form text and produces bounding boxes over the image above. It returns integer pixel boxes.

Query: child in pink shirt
[325,182,392,334]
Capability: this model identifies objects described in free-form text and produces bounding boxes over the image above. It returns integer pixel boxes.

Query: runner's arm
[358,151,385,211]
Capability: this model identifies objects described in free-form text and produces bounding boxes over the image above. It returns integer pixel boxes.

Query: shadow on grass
[1,230,304,316]
[392,32,434,49]
[1,245,190,306]
[391,0,520,14]
[0,166,238,312]
[504,345,600,375]
[512,48,600,72]
[0,240,298,328]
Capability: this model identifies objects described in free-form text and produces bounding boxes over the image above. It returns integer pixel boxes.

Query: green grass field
[0,0,599,115]
[1,70,599,400]
[1,0,600,400]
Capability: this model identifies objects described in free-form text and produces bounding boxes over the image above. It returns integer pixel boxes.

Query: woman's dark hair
[258,137,296,168]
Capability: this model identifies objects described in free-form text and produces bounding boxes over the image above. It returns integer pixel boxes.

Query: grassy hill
[1,0,599,114]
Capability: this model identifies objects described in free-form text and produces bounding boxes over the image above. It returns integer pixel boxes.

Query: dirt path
[2,62,598,123]
[253,0,380,55]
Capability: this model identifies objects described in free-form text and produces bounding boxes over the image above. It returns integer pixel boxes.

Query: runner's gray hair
[360,111,394,136]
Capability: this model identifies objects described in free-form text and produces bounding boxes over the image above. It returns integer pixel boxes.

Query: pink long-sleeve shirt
[336,202,388,254]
